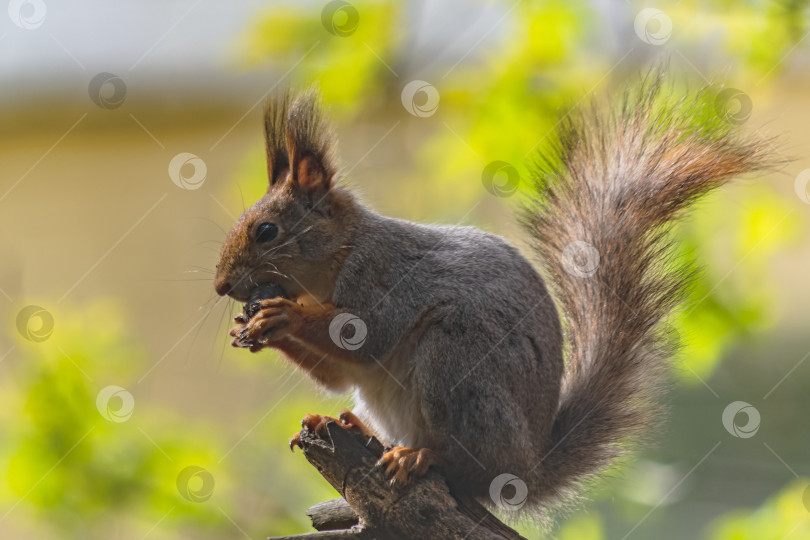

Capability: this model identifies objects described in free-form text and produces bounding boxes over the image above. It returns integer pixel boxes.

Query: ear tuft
[286,89,338,194]
[263,91,292,186]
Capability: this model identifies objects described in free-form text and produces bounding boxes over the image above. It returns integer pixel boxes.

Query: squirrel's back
[335,207,559,327]
[334,208,564,451]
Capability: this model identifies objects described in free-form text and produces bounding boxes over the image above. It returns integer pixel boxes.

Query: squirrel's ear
[263,91,291,189]
[286,89,338,195]
[296,154,332,193]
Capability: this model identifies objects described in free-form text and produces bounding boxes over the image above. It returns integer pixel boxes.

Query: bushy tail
[522,74,773,507]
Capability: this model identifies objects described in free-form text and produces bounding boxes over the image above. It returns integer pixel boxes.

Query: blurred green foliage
[239,1,402,113]
[0,300,236,538]
[3,1,807,539]
[556,512,605,540]
[708,479,810,540]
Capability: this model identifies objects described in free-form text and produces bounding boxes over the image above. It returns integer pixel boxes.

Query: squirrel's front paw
[228,314,265,352]
[229,313,254,350]
[231,298,301,351]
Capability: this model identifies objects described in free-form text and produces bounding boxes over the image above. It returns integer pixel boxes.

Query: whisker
[188,291,223,363]
[146,278,214,282]
[211,296,230,369]
[192,240,224,248]
[191,216,229,237]
[217,302,236,373]
[183,269,216,275]
[237,183,246,213]
[248,263,290,281]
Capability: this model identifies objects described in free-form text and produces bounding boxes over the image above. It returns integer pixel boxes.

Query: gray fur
[334,208,563,506]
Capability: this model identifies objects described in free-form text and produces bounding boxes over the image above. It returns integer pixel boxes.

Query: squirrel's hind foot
[289,409,375,451]
[377,446,441,486]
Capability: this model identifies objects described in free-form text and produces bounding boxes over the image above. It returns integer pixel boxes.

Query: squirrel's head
[214,90,355,303]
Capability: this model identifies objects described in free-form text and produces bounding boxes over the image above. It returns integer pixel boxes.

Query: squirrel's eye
[255,222,279,244]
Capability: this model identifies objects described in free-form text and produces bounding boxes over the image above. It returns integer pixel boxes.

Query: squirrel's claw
[240,301,295,344]
[229,324,262,350]
[288,413,338,451]
[289,432,302,452]
[338,409,375,438]
[301,413,340,438]
[230,299,297,350]
[377,446,439,486]
[291,410,377,453]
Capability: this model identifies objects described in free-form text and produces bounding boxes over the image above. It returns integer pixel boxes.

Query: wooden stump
[269,421,525,540]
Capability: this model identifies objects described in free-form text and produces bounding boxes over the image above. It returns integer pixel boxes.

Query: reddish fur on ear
[297,155,330,193]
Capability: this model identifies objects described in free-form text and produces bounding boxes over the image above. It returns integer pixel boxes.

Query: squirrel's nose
[214,278,232,296]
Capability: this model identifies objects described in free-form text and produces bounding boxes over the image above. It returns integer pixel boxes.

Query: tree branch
[307,498,358,531]
[269,422,525,540]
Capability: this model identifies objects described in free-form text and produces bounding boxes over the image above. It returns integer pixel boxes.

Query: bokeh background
[1,1,809,538]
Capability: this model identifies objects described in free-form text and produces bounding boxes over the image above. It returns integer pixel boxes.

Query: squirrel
[213,75,770,518]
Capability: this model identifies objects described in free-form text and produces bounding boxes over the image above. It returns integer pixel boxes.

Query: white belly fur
[348,361,425,448]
